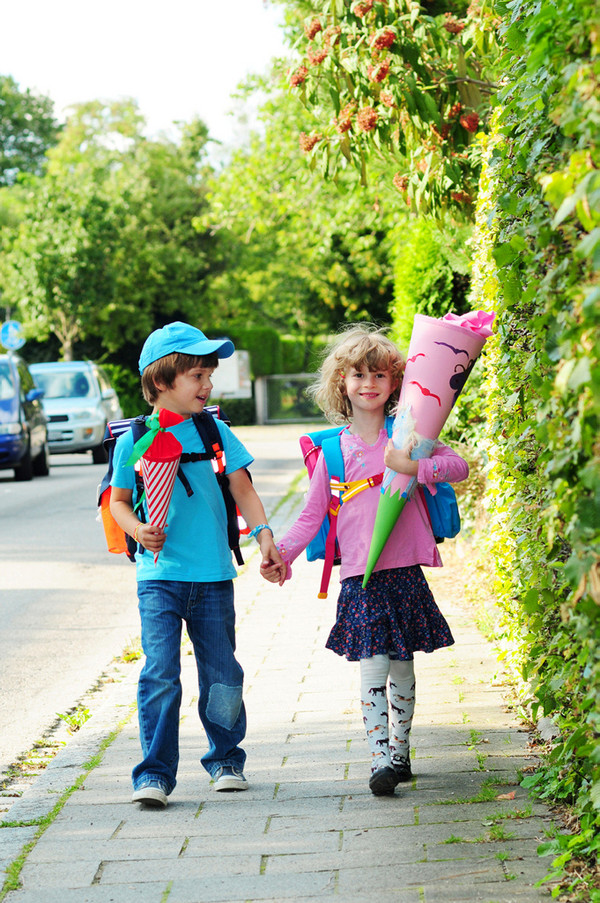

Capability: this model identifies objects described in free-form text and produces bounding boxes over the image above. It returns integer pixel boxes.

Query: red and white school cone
[140,409,184,564]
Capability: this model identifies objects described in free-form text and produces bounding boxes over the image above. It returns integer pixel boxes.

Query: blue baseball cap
[139,322,235,374]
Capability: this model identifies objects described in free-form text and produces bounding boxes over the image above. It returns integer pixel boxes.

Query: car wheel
[33,439,51,477]
[14,442,34,481]
[92,441,108,465]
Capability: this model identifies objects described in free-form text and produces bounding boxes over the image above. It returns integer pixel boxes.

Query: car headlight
[0,422,23,436]
[72,408,99,421]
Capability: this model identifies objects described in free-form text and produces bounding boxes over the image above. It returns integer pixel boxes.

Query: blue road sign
[0,320,26,351]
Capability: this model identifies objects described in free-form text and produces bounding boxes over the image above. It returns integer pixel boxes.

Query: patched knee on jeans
[206,683,243,730]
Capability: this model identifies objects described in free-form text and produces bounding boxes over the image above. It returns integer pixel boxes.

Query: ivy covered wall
[470,0,599,891]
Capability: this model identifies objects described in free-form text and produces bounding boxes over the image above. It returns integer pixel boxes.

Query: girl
[263,324,469,796]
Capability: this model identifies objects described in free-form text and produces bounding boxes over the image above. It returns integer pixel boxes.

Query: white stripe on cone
[141,457,180,564]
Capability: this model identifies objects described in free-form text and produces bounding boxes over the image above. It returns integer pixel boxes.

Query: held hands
[257,533,287,587]
[261,558,287,586]
[383,439,419,477]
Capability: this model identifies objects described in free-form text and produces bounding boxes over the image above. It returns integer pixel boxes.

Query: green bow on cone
[125,410,161,466]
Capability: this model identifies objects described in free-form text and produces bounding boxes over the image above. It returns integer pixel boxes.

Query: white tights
[360,654,415,772]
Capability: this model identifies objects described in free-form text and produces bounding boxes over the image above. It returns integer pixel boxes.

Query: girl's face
[155,365,215,417]
[342,365,397,416]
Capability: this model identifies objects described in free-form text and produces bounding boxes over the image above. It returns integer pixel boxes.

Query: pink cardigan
[277,428,469,582]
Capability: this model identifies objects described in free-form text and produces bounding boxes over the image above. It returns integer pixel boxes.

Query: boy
[110,321,283,807]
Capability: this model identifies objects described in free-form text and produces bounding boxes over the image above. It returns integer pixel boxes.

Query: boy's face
[155,364,216,417]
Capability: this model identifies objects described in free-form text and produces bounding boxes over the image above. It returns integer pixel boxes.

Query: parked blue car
[0,354,50,480]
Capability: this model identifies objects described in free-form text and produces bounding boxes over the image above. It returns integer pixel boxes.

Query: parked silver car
[30,361,123,464]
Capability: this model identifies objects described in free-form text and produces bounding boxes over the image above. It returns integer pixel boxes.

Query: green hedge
[466,0,599,893]
[390,219,472,352]
[211,326,327,378]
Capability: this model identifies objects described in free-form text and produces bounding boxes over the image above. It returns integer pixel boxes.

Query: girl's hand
[384,439,419,476]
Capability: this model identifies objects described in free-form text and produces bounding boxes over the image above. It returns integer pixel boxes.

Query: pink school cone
[362,311,494,587]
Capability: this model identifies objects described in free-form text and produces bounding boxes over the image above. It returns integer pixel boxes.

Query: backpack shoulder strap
[190,410,244,566]
[320,432,345,483]
[316,430,346,599]
[191,411,225,473]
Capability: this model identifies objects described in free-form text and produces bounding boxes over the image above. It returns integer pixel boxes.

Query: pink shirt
[277,428,469,582]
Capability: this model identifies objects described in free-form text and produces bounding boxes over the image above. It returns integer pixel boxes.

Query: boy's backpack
[299,416,460,598]
[97,405,248,565]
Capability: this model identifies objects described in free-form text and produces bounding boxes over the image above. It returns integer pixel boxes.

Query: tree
[0,75,61,186]
[3,170,121,359]
[200,71,398,339]
[272,0,499,213]
[1,101,219,361]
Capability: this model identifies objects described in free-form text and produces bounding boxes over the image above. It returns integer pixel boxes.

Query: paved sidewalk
[0,463,557,902]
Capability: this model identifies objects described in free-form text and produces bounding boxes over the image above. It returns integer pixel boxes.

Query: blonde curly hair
[308,324,405,425]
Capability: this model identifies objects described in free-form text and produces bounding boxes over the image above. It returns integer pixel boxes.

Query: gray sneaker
[212,766,248,792]
[131,779,169,808]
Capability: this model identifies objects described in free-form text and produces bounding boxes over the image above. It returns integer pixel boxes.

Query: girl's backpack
[299,416,460,598]
[97,405,248,564]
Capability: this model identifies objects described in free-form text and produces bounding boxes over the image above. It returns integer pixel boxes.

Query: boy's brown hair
[141,352,219,405]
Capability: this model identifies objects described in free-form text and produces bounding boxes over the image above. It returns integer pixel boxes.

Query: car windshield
[0,362,15,400]
[34,369,93,400]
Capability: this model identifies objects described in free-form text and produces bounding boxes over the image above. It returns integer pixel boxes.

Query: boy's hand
[137,522,167,553]
[384,439,419,476]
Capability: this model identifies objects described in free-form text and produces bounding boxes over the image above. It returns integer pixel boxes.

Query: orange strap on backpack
[317,472,384,598]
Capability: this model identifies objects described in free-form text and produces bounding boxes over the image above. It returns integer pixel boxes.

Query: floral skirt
[325,566,454,662]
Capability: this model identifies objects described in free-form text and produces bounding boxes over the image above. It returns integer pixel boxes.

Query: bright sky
[1,0,288,153]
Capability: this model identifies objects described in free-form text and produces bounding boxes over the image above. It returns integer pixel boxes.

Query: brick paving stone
[0,427,562,902]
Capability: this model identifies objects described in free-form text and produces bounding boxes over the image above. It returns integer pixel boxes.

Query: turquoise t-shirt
[111,416,253,583]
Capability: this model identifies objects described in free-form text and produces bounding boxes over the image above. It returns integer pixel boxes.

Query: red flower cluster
[460,112,480,132]
[448,102,462,119]
[335,103,355,133]
[308,47,328,65]
[290,66,309,87]
[370,28,395,50]
[443,14,466,34]
[380,91,395,108]
[304,17,323,40]
[368,59,391,82]
[433,123,451,141]
[352,0,374,16]
[393,173,409,193]
[451,190,472,203]
[357,106,379,131]
[299,132,322,153]
[323,25,341,48]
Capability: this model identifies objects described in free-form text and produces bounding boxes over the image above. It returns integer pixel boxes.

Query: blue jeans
[132,580,246,794]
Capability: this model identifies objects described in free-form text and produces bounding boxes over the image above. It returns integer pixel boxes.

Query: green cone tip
[362,491,408,588]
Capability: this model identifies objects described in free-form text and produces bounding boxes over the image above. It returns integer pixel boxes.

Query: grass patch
[0,710,133,901]
[433,777,504,805]
[56,706,91,734]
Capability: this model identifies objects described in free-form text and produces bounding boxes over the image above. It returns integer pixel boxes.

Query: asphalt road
[0,423,313,782]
